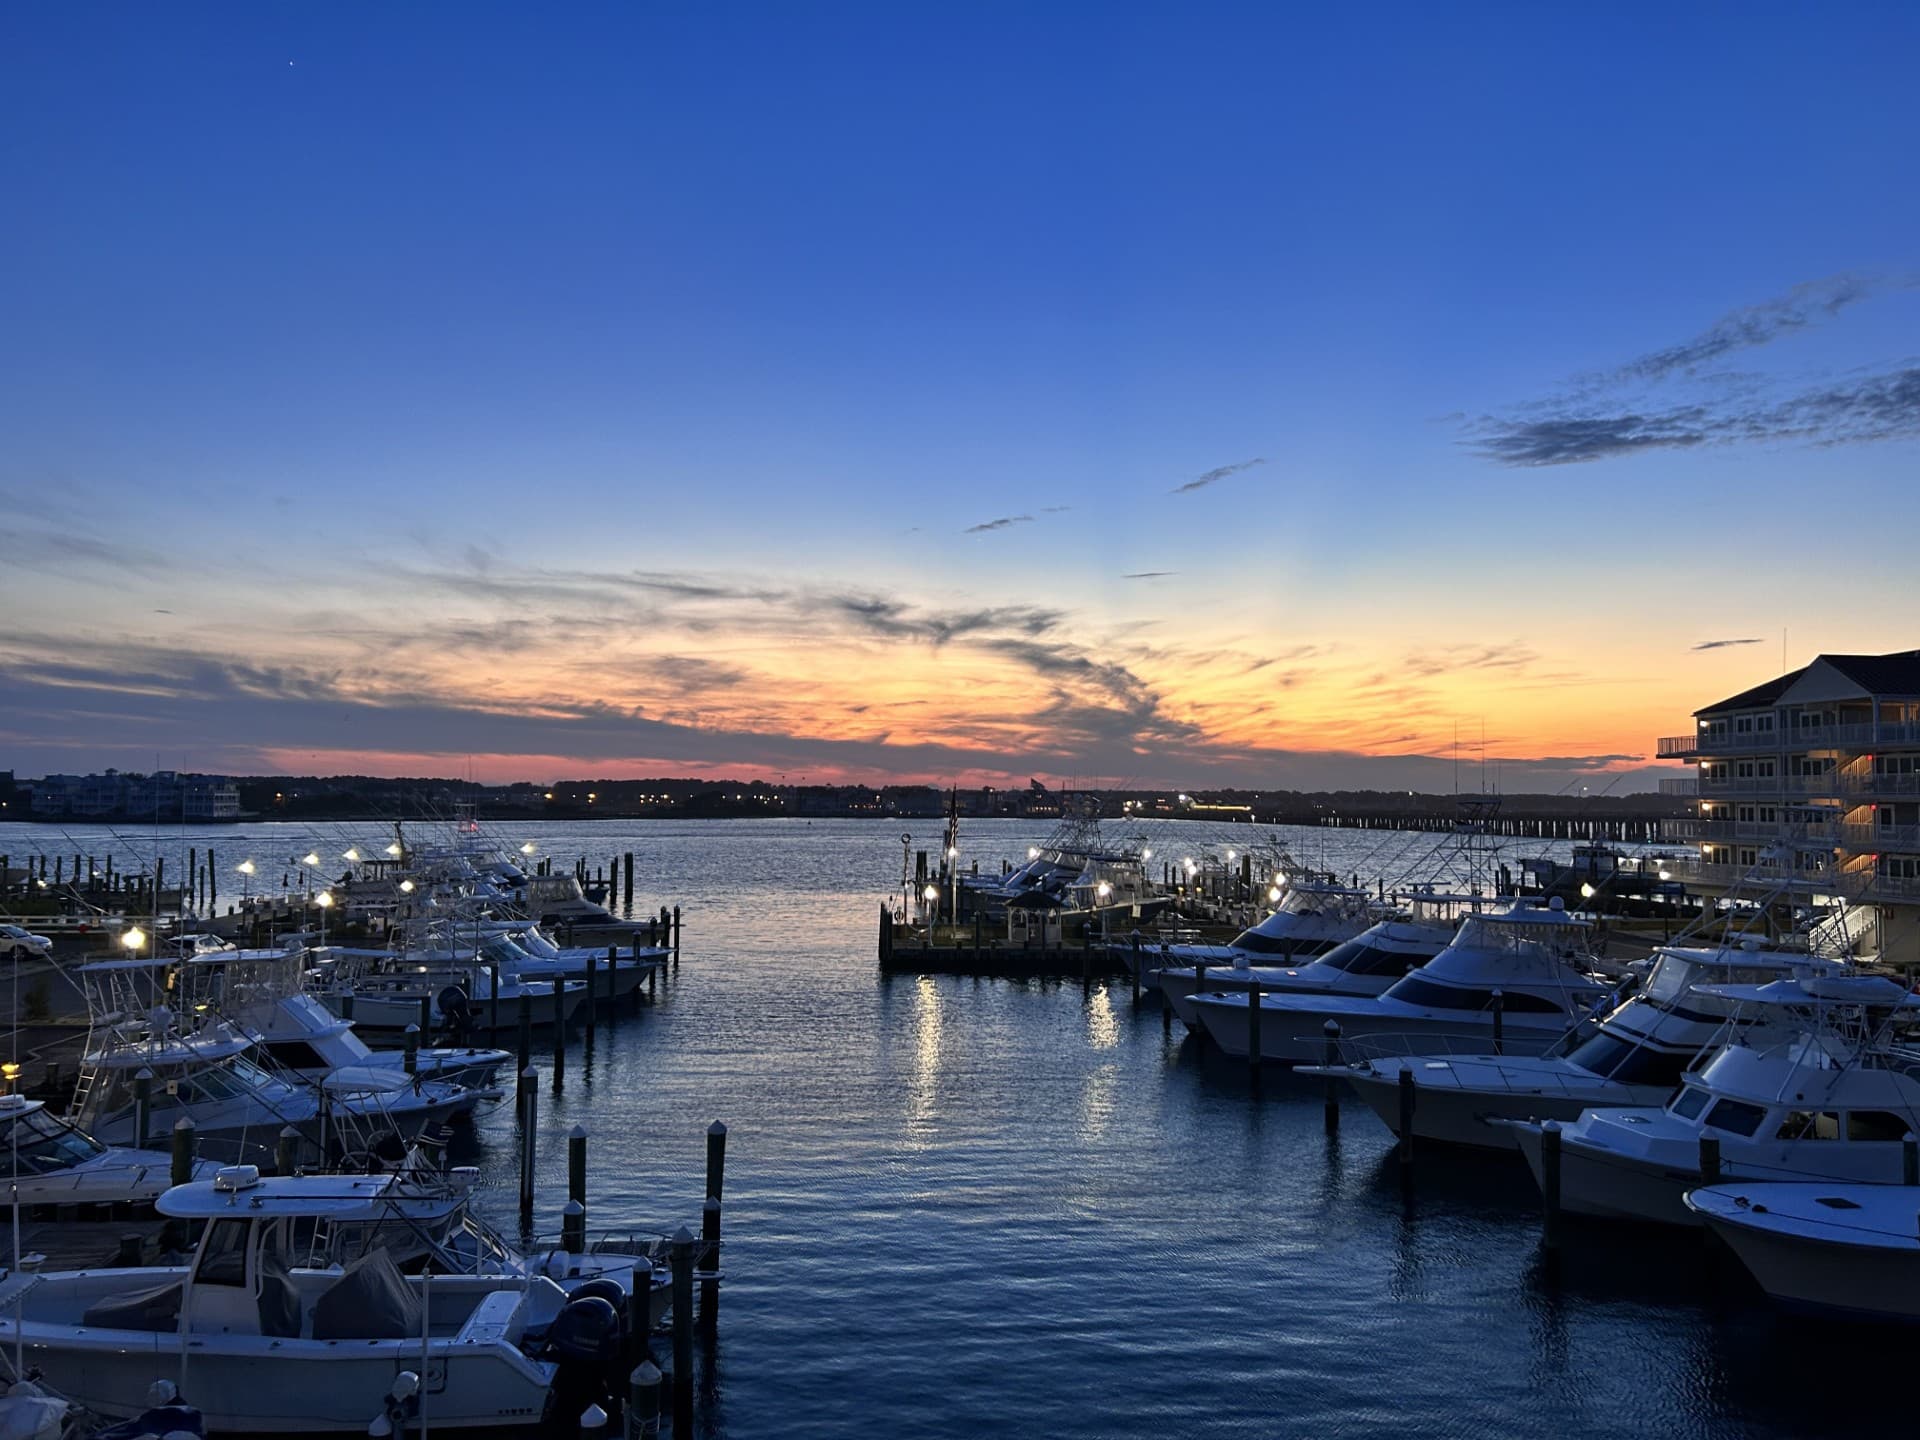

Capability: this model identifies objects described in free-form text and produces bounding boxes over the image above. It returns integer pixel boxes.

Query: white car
[0,925,53,961]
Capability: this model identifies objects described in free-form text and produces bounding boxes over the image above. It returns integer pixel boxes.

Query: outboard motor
[434,984,472,1042]
[543,1295,623,1430]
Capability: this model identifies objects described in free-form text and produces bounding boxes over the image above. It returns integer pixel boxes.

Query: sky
[2,3,1918,794]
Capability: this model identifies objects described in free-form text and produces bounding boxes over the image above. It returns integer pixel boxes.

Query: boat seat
[455,1287,522,1346]
[82,1280,184,1331]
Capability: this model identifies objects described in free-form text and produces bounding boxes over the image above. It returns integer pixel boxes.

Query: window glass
[1779,1111,1840,1140]
[1704,1098,1769,1137]
[1845,1110,1916,1143]
[1670,1087,1710,1119]
[195,1218,250,1286]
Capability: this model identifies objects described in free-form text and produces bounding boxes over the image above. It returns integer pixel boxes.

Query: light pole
[237,859,255,906]
[946,846,959,929]
[1096,880,1113,943]
[302,852,320,898]
[121,925,146,958]
[922,884,939,944]
[316,891,334,948]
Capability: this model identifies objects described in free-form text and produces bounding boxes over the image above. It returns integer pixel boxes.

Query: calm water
[1,816,1902,1437]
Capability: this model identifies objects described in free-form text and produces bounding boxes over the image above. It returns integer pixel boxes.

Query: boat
[1155,892,1468,1027]
[0,1161,666,1433]
[181,949,510,1090]
[1684,1182,1920,1320]
[1510,975,1920,1226]
[0,1094,218,1210]
[1319,941,1843,1150]
[1145,877,1381,974]
[1187,898,1610,1063]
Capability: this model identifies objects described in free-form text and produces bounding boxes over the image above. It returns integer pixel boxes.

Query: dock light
[1227,850,1237,863]
[588,792,597,803]
[0,1063,17,1096]
[1183,858,1195,873]
[519,842,537,855]
[1579,883,1596,899]
[121,926,146,954]
[922,884,939,902]
[399,879,416,894]
[1659,870,1672,881]
[947,846,958,859]
[237,860,255,876]
[1142,848,1152,860]
[316,891,334,909]
[1268,886,1282,903]
[302,852,320,868]
[385,842,403,857]
[1028,847,1040,860]
[343,848,361,863]
[1096,881,1112,900]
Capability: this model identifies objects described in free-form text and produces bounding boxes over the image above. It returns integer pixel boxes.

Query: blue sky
[3,3,1917,789]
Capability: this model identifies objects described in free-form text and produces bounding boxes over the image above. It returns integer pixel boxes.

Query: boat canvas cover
[81,1280,183,1332]
[311,1244,421,1340]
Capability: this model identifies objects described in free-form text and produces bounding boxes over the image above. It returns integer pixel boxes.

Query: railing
[1659,732,1781,758]
[1659,778,1699,796]
[1670,819,1837,844]
[1661,858,1833,892]
[1838,822,1920,853]
[1668,721,1920,757]
[1836,770,1920,797]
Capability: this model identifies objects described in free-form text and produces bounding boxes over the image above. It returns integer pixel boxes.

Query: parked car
[0,924,54,961]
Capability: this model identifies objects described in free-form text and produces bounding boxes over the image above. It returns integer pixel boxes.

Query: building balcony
[1658,778,1699,797]
[1672,819,1837,845]
[1838,822,1920,853]
[1667,720,1920,760]
[1662,857,1831,894]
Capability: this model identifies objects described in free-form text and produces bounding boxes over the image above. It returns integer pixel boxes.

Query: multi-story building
[1657,649,1920,960]
[26,769,239,820]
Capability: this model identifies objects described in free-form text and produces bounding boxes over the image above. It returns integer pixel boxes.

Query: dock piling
[700,1196,722,1330]
[562,1201,586,1255]
[1322,1021,1341,1133]
[276,1125,300,1177]
[1698,1134,1722,1186]
[627,1361,661,1438]
[1491,989,1505,1055]
[518,1068,539,1227]
[1905,1132,1918,1186]
[1397,1068,1415,1180]
[403,1024,419,1075]
[133,1068,153,1150]
[669,1228,695,1436]
[1247,987,1262,1069]
[1541,1121,1562,1250]
[517,993,533,1073]
[705,1121,728,1203]
[553,979,566,1092]
[586,956,598,1043]
[569,1124,588,1219]
[170,1117,196,1187]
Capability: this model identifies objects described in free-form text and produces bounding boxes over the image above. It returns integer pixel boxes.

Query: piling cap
[704,1196,720,1212]
[570,1123,588,1140]
[173,1116,194,1132]
[630,1360,663,1386]
[521,1066,538,1080]
[579,1404,608,1429]
[672,1225,694,1245]
[708,1120,727,1137]
[563,1199,584,1216]
[1322,1019,1341,1035]
[281,1125,301,1138]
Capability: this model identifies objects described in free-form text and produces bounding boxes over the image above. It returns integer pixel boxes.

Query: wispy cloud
[1692,637,1764,651]
[1171,458,1265,494]
[963,514,1035,533]
[1471,273,1920,467]
[1122,571,1176,580]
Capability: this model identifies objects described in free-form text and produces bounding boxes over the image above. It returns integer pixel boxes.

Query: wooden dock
[877,906,1134,979]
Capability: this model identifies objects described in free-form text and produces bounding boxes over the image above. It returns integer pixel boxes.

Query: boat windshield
[1,1107,106,1173]
[1320,938,1426,977]
[1562,1030,1695,1086]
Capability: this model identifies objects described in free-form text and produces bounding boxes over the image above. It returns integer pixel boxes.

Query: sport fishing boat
[1511,975,1920,1226]
[1147,878,1381,973]
[1684,1182,1920,1319]
[1317,941,1844,1150]
[182,950,510,1090]
[1187,899,1610,1063]
[0,1094,219,1209]
[313,948,589,1035]
[1156,893,1469,1027]
[70,962,485,1164]
[0,1160,668,1433]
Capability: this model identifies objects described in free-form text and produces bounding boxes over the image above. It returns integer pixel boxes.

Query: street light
[343,848,361,863]
[237,859,256,904]
[384,842,403,858]
[399,879,416,894]
[922,883,940,942]
[302,852,320,868]
[121,925,146,956]
[1268,886,1282,904]
[316,891,334,948]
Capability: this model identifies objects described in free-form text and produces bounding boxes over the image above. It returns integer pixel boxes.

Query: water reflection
[906,974,942,1142]
[1085,983,1119,1050]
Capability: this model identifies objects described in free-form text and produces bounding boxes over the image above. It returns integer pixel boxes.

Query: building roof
[1697,649,1920,714]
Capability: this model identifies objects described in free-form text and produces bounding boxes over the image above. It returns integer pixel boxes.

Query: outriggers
[1511,974,1920,1226]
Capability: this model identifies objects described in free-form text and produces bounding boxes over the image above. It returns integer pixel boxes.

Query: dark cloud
[963,514,1034,533]
[651,655,750,691]
[1473,364,1920,466]
[1171,458,1265,494]
[1122,571,1176,579]
[829,594,1063,646]
[1613,273,1893,383]
[1692,638,1764,651]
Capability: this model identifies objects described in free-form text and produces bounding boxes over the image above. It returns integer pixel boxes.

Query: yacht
[1320,941,1843,1150]
[1511,975,1920,1226]
[1684,1182,1920,1319]
[1151,879,1381,972]
[183,950,510,1089]
[1157,894,1467,1027]
[1188,899,1610,1063]
[0,1161,665,1433]
[0,1094,218,1209]
[314,948,590,1034]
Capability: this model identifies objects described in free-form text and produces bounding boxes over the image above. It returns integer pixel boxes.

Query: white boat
[182,950,510,1090]
[0,1163,663,1433]
[1511,975,1920,1226]
[314,949,589,1034]
[1323,941,1843,1150]
[1188,899,1609,1063]
[1685,1182,1920,1320]
[1152,878,1381,968]
[1157,895,1466,1028]
[0,1094,218,1209]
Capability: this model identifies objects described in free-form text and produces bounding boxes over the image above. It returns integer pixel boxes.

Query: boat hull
[1699,1215,1920,1319]
[1513,1129,1704,1226]
[1343,1067,1595,1150]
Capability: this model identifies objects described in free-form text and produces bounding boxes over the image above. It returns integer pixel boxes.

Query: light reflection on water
[1,817,1906,1439]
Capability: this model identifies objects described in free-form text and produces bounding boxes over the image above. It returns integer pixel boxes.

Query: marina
[1,778,1917,1436]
